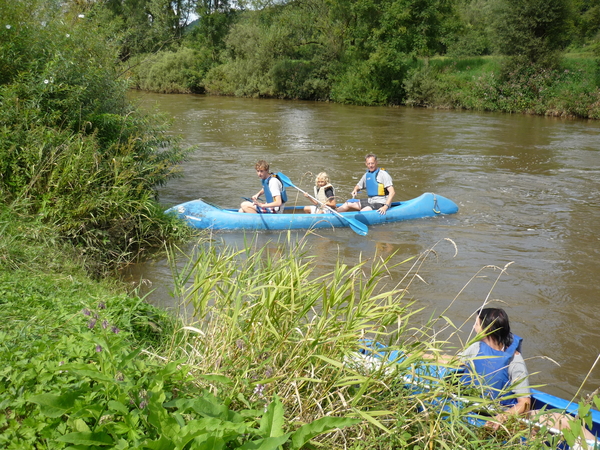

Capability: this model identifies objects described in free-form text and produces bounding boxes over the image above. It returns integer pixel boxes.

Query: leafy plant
[0,0,193,274]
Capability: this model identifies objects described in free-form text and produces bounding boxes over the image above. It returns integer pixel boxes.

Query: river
[125,91,600,400]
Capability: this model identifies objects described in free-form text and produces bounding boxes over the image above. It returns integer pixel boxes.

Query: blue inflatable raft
[166,192,459,232]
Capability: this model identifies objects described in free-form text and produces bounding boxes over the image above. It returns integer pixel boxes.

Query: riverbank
[129,53,600,119]
[0,218,361,448]
[2,212,575,449]
[402,54,600,118]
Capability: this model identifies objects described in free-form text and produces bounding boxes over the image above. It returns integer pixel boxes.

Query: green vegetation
[3,223,599,448]
[95,0,600,117]
[6,0,593,116]
[0,0,192,276]
[402,56,600,117]
[2,1,600,448]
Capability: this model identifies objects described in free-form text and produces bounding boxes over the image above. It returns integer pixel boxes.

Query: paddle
[241,196,264,203]
[241,197,265,214]
[276,173,368,236]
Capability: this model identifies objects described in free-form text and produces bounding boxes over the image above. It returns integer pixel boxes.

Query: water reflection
[127,92,600,399]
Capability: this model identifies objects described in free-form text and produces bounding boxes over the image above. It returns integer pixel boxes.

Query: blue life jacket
[365,168,389,197]
[461,334,523,406]
[261,173,288,204]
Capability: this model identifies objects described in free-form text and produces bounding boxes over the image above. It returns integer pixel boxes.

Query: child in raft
[304,172,337,214]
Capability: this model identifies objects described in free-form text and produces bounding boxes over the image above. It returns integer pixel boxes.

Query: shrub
[271,59,332,100]
[129,47,211,93]
[0,0,192,274]
[492,0,573,64]
[331,52,415,105]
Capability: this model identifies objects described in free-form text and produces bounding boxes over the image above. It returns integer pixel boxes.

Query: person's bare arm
[379,185,396,215]
[487,396,531,431]
[258,195,282,208]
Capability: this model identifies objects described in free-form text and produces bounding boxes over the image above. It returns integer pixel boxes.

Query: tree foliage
[101,0,196,59]
[90,0,600,106]
[492,0,574,64]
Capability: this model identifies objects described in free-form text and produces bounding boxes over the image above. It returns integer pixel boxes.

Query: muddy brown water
[125,91,600,400]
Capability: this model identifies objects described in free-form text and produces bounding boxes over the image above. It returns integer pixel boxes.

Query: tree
[493,0,574,65]
[101,0,196,59]
[187,0,237,60]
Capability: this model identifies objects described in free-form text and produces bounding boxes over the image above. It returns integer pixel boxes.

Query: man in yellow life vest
[337,154,395,215]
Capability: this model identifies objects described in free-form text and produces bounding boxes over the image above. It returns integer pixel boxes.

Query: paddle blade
[347,218,368,236]
[275,172,295,188]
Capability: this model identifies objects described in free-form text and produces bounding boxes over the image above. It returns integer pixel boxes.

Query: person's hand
[304,193,309,198]
[379,204,390,215]
[485,413,507,432]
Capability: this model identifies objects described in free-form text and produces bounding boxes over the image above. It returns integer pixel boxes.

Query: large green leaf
[258,396,285,438]
[56,431,114,446]
[290,416,360,450]
[237,434,292,450]
[28,391,79,418]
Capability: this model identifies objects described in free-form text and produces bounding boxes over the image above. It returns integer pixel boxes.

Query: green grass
[2,209,596,448]
[403,55,600,118]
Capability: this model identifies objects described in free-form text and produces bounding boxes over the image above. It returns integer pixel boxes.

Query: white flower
[5,25,11,29]
[44,79,49,84]
[78,14,84,18]
[66,33,70,38]
[41,21,47,27]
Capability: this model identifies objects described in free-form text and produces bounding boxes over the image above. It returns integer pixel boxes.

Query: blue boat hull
[165,192,459,231]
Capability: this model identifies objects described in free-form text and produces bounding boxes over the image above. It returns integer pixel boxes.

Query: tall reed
[164,235,555,448]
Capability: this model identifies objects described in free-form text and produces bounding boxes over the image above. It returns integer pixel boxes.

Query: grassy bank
[3,214,597,449]
[403,54,600,118]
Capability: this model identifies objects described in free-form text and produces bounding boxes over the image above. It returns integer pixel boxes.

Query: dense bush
[271,59,332,100]
[0,0,191,274]
[128,47,211,93]
[492,0,574,66]
[401,55,600,117]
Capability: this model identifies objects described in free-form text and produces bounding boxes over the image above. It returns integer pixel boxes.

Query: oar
[276,173,368,236]
[241,196,264,203]
[241,197,265,214]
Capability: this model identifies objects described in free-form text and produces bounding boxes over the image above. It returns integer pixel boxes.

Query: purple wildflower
[88,318,97,329]
[139,400,148,409]
[82,308,91,316]
[111,326,120,334]
[102,320,109,329]
[253,384,265,397]
[98,302,106,310]
[95,345,102,352]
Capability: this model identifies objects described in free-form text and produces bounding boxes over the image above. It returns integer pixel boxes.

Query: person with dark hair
[460,307,531,430]
[460,308,596,442]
